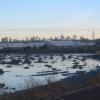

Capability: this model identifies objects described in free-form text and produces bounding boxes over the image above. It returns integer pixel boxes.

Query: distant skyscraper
[92,29,95,40]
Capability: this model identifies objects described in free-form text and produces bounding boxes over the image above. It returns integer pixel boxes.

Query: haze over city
[0,1,100,100]
[0,0,100,39]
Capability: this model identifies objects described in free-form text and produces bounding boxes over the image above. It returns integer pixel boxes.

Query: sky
[0,0,100,39]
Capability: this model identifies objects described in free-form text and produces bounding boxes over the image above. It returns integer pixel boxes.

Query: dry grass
[0,74,100,100]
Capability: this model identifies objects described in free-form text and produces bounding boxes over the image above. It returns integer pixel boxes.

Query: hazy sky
[0,0,100,39]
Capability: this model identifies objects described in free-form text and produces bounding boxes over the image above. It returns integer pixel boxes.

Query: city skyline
[0,28,99,40]
[0,0,100,38]
[0,29,97,41]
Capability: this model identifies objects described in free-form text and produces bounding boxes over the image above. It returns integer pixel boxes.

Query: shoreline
[0,53,99,100]
[0,65,100,100]
[0,45,98,54]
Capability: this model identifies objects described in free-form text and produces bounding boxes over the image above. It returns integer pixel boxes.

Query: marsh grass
[1,73,100,100]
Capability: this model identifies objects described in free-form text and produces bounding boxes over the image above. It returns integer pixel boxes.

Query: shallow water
[0,53,99,93]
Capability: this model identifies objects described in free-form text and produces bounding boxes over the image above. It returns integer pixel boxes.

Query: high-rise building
[92,29,95,40]
[72,35,77,40]
[2,37,8,42]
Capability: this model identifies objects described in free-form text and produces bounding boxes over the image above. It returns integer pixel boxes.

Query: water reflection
[0,53,99,93]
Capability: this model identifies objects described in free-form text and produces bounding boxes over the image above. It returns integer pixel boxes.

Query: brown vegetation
[0,73,100,100]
